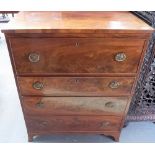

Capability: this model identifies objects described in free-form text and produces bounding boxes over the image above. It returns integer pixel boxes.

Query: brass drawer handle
[100,121,110,128]
[33,81,44,90]
[105,102,115,108]
[36,101,44,108]
[28,52,40,63]
[115,52,126,62]
[109,81,120,89]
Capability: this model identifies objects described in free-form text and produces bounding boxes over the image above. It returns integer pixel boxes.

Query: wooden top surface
[1,11,154,34]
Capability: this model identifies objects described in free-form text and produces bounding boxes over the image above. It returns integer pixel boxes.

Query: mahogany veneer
[2,11,154,142]
[18,77,135,96]
[22,97,129,116]
[10,38,144,75]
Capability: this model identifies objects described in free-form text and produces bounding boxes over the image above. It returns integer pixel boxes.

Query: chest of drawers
[2,11,154,142]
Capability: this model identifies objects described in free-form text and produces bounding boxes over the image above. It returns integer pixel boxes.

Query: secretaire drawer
[26,115,122,133]
[18,77,135,96]
[9,38,144,75]
[22,97,128,116]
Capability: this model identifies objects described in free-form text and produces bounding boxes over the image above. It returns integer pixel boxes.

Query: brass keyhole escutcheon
[75,42,79,47]
[74,79,80,84]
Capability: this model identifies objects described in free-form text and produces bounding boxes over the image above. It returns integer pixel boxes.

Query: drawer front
[10,38,144,74]
[22,97,128,116]
[18,77,135,96]
[26,115,122,133]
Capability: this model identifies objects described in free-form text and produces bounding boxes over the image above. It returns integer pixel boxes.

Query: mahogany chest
[2,11,154,142]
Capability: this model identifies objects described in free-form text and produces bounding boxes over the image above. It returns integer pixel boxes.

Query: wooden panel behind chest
[10,38,144,75]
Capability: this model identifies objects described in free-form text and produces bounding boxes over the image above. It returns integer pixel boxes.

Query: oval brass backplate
[28,52,40,63]
[109,81,120,89]
[105,102,115,108]
[36,101,44,108]
[115,52,126,62]
[33,81,44,90]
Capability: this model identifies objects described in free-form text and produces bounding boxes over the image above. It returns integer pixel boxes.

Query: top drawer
[9,38,144,75]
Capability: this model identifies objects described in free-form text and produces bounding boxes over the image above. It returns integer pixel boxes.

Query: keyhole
[75,79,80,84]
[75,42,79,47]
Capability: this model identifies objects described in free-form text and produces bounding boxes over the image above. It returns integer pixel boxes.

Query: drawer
[22,97,128,116]
[10,38,144,75]
[26,115,122,133]
[18,77,134,96]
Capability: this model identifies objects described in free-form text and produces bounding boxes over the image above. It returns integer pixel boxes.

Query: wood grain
[18,77,135,96]
[10,37,144,75]
[22,97,128,116]
[26,115,122,133]
[1,11,153,34]
[2,12,154,142]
